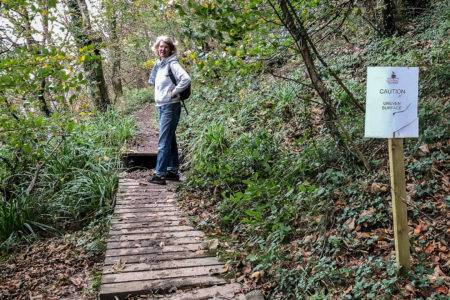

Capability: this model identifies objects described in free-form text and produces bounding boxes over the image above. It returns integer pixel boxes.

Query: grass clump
[0,109,135,251]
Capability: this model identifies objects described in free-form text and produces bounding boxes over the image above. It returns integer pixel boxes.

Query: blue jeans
[155,102,181,176]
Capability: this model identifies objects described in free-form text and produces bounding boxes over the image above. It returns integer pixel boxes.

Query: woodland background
[0,0,449,298]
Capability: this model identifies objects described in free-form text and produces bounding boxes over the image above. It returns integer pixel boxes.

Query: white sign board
[365,67,419,138]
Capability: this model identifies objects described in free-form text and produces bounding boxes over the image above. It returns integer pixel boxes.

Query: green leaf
[49,0,57,9]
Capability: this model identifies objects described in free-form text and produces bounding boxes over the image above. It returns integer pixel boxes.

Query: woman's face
[158,41,170,58]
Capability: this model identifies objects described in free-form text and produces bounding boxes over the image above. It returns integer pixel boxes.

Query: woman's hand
[170,92,177,99]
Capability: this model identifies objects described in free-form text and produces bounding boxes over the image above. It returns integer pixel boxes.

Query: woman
[147,36,191,185]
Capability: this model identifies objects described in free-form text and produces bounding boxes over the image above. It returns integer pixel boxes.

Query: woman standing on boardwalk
[147,36,191,185]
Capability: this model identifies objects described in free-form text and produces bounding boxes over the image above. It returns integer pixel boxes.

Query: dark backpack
[168,62,191,114]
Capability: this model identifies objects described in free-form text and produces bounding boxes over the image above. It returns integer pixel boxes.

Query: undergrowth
[177,2,449,299]
[0,109,135,252]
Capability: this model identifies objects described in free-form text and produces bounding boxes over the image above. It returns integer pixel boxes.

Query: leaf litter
[0,235,104,299]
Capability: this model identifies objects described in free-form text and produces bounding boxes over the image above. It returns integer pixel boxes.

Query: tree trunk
[272,0,370,171]
[381,0,396,36]
[109,11,123,101]
[361,0,398,36]
[23,8,52,116]
[67,0,111,112]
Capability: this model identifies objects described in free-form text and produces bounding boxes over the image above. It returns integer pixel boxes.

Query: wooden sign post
[365,67,419,271]
[388,138,410,270]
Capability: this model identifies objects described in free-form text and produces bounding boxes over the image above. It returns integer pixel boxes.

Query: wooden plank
[110,216,183,223]
[115,202,173,207]
[115,203,174,208]
[102,265,226,284]
[388,138,411,271]
[107,230,204,242]
[114,207,178,214]
[116,195,173,200]
[103,257,222,274]
[116,189,169,194]
[109,220,182,229]
[104,251,207,265]
[115,198,173,204]
[116,191,171,196]
[105,243,202,257]
[116,189,174,194]
[107,237,202,249]
[164,284,244,300]
[113,212,180,219]
[99,276,226,300]
[115,197,174,202]
[109,225,194,235]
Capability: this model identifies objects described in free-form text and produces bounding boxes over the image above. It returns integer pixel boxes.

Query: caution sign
[365,67,419,138]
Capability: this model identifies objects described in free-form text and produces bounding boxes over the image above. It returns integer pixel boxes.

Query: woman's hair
[152,36,177,57]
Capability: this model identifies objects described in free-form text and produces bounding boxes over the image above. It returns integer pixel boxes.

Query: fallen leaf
[195,250,205,255]
[344,285,353,294]
[251,271,261,279]
[215,228,222,234]
[224,264,230,273]
[414,220,423,235]
[416,144,430,157]
[69,276,82,286]
[344,218,355,232]
[112,259,126,273]
[434,286,448,295]
[296,248,311,257]
[376,235,386,241]
[242,263,252,274]
[159,241,165,248]
[371,182,382,193]
[425,242,435,253]
[359,208,375,219]
[405,284,416,294]
[302,235,316,244]
[201,239,219,250]
[433,265,450,281]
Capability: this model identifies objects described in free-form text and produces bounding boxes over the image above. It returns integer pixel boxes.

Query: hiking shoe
[165,171,180,181]
[147,174,166,185]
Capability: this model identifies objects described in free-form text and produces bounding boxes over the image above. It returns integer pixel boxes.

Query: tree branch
[26,138,65,196]
[267,69,314,88]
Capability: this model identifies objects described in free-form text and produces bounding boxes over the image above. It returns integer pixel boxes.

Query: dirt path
[128,105,159,154]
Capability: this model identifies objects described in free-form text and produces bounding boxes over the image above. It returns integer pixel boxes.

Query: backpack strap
[167,63,177,85]
[167,62,188,115]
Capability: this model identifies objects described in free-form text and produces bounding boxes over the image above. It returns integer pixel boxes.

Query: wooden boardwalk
[99,176,242,299]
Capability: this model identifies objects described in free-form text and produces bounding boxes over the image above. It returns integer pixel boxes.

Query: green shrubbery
[0,109,135,250]
[119,88,154,114]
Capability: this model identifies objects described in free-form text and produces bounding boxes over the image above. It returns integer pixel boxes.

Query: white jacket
[148,55,191,107]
